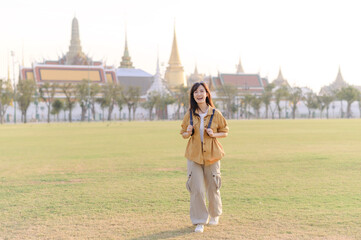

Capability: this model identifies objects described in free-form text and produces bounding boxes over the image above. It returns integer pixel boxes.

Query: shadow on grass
[130,226,194,240]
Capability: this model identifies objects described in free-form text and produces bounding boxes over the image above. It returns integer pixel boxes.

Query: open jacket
[180,106,229,165]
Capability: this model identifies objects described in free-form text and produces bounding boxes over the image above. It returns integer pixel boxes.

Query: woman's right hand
[186,125,193,134]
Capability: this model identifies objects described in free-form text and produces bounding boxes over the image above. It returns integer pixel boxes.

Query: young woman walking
[180,82,229,233]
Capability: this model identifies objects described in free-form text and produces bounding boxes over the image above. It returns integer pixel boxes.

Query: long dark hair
[189,82,215,114]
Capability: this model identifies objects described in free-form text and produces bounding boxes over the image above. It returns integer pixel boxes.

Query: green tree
[96,97,108,121]
[0,80,13,124]
[288,87,302,119]
[261,83,275,119]
[174,85,189,119]
[122,86,141,121]
[39,82,57,123]
[317,94,334,119]
[16,79,37,123]
[51,99,64,122]
[216,84,238,119]
[155,93,175,120]
[90,83,101,121]
[61,83,77,122]
[102,83,122,121]
[242,94,253,119]
[142,91,160,120]
[76,80,90,121]
[274,86,289,119]
[304,91,318,118]
[250,95,262,118]
[337,86,359,118]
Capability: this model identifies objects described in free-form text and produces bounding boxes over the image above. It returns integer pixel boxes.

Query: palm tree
[155,93,175,120]
[142,91,159,120]
[250,95,262,118]
[122,86,141,121]
[242,94,253,119]
[274,86,289,119]
[174,84,189,119]
[318,94,334,119]
[216,84,238,119]
[61,83,77,122]
[337,86,359,118]
[0,79,13,124]
[288,87,302,119]
[104,83,121,121]
[39,82,58,123]
[76,80,90,121]
[261,83,275,119]
[16,79,37,123]
[89,83,101,121]
[304,91,318,118]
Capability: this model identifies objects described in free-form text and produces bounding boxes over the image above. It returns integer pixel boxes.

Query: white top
[199,111,208,143]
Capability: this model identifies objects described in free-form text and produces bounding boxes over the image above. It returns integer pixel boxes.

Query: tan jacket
[180,106,229,165]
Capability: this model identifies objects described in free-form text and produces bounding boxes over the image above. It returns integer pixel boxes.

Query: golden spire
[236,57,244,73]
[164,22,186,89]
[277,67,284,81]
[119,27,134,68]
[168,25,182,66]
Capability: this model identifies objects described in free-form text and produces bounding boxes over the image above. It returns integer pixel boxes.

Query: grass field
[0,120,360,240]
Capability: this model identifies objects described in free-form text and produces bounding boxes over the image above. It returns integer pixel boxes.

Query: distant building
[164,26,186,90]
[210,59,268,96]
[116,31,153,97]
[272,68,290,89]
[119,32,134,69]
[187,65,205,86]
[319,67,348,95]
[20,17,116,85]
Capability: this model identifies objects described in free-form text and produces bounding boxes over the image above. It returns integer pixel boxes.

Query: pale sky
[1,0,361,92]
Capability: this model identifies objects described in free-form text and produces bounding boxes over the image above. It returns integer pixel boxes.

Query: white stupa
[147,56,170,96]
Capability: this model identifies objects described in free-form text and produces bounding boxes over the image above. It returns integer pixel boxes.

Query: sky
[1,0,361,92]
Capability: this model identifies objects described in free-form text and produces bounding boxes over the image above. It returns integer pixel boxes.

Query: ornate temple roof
[147,56,169,95]
[65,17,90,65]
[164,25,186,88]
[119,31,134,68]
[236,57,244,74]
[210,73,268,96]
[272,67,290,88]
[319,67,348,95]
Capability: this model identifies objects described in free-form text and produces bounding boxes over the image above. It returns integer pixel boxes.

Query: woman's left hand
[206,128,215,137]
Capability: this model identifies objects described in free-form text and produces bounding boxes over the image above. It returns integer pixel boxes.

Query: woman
[180,82,229,233]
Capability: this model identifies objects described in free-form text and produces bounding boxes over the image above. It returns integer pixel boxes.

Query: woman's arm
[205,129,227,138]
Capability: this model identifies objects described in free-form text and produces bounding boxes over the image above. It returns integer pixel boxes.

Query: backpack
[189,108,216,136]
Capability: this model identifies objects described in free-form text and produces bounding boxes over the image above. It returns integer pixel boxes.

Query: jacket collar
[195,106,214,116]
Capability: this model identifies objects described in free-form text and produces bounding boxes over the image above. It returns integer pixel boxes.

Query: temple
[20,17,116,85]
[319,67,348,95]
[164,25,186,90]
[272,67,290,88]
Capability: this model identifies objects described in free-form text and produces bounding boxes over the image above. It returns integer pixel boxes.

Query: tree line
[0,79,190,124]
[1,79,361,124]
[216,84,361,119]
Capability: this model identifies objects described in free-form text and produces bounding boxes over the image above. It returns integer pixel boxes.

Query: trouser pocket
[186,172,192,193]
[212,172,222,191]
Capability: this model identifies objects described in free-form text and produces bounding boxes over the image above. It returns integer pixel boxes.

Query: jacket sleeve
[180,111,190,135]
[216,111,229,133]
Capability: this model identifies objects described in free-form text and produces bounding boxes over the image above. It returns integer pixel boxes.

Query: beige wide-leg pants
[186,159,222,225]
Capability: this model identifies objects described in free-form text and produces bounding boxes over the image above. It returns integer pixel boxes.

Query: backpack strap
[189,109,194,136]
[207,109,216,129]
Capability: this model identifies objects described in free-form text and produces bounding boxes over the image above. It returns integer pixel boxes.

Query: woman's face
[193,85,208,105]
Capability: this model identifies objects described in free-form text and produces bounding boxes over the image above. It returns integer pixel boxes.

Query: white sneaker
[208,216,219,225]
[194,224,204,233]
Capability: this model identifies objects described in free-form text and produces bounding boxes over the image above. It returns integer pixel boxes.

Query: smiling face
[193,84,208,105]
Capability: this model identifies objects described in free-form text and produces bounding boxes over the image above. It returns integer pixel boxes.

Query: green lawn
[0,120,360,239]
